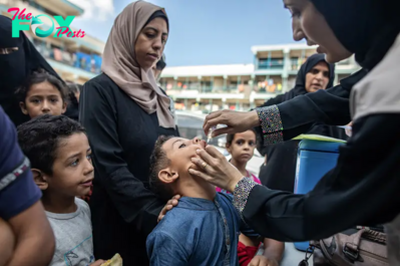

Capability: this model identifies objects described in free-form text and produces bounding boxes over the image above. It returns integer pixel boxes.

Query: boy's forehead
[56,133,89,157]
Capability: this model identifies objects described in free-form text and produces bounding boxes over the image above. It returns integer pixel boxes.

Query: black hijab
[260,53,335,107]
[310,0,400,70]
[284,53,335,101]
[0,15,62,126]
[258,55,345,192]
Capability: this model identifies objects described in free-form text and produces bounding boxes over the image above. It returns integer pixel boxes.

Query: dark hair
[15,69,68,103]
[149,135,175,201]
[66,82,82,94]
[146,10,169,31]
[66,82,82,102]
[226,129,257,146]
[17,114,86,175]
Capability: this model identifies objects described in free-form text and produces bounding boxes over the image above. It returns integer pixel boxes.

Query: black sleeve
[259,94,287,108]
[242,114,400,241]
[278,85,351,140]
[254,85,353,149]
[79,81,165,233]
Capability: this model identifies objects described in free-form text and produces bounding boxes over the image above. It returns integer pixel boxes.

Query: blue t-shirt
[0,106,42,220]
[146,192,258,266]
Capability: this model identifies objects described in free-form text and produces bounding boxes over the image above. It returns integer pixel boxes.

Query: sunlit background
[1,0,359,113]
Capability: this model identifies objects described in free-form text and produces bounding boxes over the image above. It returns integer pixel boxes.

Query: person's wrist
[249,110,260,127]
[227,171,244,192]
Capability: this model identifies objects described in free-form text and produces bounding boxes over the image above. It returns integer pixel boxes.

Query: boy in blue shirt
[147,136,267,266]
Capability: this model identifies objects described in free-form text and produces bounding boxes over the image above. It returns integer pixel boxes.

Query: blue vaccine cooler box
[293,139,344,252]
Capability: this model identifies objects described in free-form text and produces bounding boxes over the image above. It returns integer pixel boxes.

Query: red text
[56,26,85,38]
[8,7,32,20]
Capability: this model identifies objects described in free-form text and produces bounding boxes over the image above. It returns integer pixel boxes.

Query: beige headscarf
[101,1,175,129]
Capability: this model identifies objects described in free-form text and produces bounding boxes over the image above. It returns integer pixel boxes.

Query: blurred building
[160,44,360,113]
[0,0,104,84]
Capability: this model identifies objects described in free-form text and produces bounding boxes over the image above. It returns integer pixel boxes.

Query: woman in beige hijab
[79,1,178,265]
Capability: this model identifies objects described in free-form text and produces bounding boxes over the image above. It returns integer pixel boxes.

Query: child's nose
[192,137,206,148]
[42,102,50,112]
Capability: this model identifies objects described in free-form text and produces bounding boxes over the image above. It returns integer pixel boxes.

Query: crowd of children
[4,67,282,266]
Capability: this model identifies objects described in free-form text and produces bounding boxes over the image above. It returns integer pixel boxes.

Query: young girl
[216,130,268,266]
[216,130,261,194]
[16,69,68,119]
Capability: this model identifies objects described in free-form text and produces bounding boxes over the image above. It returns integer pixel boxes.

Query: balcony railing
[165,84,282,95]
[32,41,102,75]
[257,58,284,70]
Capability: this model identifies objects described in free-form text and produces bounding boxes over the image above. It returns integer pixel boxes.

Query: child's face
[162,137,206,176]
[227,131,256,164]
[20,81,67,119]
[39,133,94,198]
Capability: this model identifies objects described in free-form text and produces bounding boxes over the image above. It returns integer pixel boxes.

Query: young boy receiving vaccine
[216,130,283,266]
[146,136,275,266]
[17,115,106,266]
[16,69,68,119]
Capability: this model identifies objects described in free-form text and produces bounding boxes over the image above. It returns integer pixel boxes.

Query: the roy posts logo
[8,7,85,38]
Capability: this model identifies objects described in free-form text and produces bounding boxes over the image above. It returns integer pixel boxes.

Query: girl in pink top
[216,130,263,266]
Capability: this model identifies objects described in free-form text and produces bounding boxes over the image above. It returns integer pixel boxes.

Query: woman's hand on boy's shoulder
[157,194,181,222]
[249,255,279,266]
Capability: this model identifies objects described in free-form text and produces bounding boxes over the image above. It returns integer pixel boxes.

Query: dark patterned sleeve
[254,83,355,149]
[233,114,400,242]
[255,105,284,146]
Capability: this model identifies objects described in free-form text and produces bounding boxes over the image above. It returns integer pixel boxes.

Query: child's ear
[158,167,179,184]
[225,143,232,153]
[61,101,67,114]
[19,102,28,115]
[31,168,49,191]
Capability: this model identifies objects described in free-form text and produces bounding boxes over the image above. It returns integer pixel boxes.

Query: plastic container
[293,139,343,252]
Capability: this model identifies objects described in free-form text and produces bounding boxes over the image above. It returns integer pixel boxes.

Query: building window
[258,58,284,70]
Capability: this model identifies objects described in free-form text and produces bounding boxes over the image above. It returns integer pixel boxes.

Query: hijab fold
[284,53,335,101]
[0,15,61,126]
[101,1,175,129]
[310,0,400,70]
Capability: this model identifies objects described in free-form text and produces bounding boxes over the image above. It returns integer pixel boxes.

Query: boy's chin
[76,186,92,197]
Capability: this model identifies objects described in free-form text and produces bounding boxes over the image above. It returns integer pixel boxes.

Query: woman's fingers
[211,127,235,137]
[195,149,216,167]
[203,116,221,135]
[188,168,213,183]
[157,195,181,222]
[171,194,181,201]
[205,145,226,160]
[205,110,221,120]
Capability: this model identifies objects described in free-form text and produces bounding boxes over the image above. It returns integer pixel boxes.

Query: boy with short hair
[146,136,273,266]
[17,115,105,266]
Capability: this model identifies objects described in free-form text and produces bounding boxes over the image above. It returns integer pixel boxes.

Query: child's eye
[248,141,256,147]
[179,143,186,149]
[30,99,40,104]
[50,98,59,103]
[86,154,92,161]
[236,140,244,145]
[71,159,79,167]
